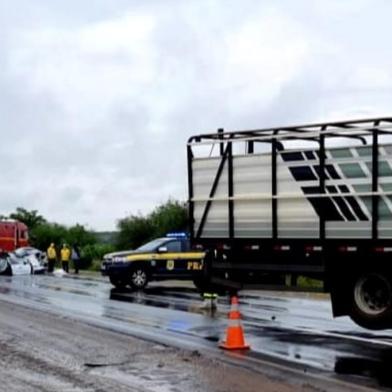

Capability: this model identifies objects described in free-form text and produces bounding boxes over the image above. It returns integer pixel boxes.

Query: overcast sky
[1,0,392,230]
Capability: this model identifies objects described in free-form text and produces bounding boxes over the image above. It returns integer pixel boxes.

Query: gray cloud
[1,0,391,229]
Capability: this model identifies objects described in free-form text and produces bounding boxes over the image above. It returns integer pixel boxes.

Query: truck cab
[0,220,29,252]
[101,233,205,290]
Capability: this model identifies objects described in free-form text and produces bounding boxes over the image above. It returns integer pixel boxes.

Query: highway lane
[0,272,392,390]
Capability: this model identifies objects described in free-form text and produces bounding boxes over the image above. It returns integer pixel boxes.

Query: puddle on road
[0,284,50,305]
[335,352,392,388]
[245,324,392,389]
[110,290,189,312]
[2,275,392,389]
[104,284,392,389]
[109,288,222,316]
[240,293,288,303]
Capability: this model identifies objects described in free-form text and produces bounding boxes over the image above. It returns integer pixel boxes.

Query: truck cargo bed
[188,118,392,241]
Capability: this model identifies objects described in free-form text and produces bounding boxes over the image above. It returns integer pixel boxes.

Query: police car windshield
[136,238,168,252]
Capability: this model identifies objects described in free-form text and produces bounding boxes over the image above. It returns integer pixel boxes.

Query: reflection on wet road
[1,273,392,389]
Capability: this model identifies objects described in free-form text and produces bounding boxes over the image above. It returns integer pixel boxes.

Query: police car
[101,233,205,289]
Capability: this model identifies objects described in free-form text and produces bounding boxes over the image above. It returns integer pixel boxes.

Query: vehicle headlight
[113,256,127,263]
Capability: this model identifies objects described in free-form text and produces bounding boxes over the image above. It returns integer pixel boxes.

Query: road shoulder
[0,299,327,392]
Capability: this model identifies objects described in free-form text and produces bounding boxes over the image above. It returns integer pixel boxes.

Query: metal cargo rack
[188,117,392,242]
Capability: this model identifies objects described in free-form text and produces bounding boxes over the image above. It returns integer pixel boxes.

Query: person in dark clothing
[71,244,81,274]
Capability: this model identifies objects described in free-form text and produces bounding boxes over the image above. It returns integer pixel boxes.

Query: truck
[187,117,392,330]
[0,220,29,252]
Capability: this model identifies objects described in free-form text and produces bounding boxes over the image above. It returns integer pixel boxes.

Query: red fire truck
[0,220,29,252]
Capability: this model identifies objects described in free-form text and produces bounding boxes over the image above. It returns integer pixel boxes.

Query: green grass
[86,259,102,272]
[296,275,323,289]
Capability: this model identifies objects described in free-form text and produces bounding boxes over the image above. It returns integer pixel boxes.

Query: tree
[150,199,188,237]
[116,215,154,250]
[9,207,46,230]
[116,199,189,250]
[30,222,68,250]
[29,222,97,252]
[66,224,97,247]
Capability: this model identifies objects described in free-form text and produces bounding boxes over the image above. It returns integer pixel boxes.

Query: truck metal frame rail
[188,117,392,242]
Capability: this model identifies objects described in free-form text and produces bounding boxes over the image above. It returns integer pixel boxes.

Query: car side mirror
[157,246,168,253]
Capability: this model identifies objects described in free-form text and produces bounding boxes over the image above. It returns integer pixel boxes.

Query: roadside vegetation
[116,199,188,250]
[296,276,323,290]
[2,201,188,270]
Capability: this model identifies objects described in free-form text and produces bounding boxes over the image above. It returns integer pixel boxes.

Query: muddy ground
[0,300,324,392]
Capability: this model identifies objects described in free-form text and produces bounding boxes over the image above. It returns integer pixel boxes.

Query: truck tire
[130,266,149,290]
[109,276,127,289]
[350,271,392,330]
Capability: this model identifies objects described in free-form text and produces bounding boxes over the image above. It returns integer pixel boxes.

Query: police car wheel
[130,267,148,289]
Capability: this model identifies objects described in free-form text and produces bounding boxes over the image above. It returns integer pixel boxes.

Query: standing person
[47,243,57,273]
[71,244,81,274]
[200,292,218,309]
[60,243,71,273]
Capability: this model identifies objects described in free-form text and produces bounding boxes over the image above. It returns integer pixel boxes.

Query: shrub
[116,199,188,250]
[80,243,116,268]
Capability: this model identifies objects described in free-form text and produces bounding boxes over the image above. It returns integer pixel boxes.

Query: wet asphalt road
[0,272,392,390]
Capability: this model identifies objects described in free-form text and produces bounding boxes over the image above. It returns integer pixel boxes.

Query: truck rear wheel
[350,272,392,330]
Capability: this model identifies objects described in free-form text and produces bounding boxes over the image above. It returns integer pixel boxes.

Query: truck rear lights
[374,247,392,253]
[338,246,357,252]
[274,245,290,251]
[244,245,260,251]
[216,243,231,250]
[305,246,322,252]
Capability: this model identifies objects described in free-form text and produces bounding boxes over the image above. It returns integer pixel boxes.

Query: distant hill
[93,231,118,245]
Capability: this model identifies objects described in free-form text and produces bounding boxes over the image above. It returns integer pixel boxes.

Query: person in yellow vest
[60,243,71,273]
[47,243,57,273]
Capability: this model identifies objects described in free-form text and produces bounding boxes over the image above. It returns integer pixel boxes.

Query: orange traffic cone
[219,296,250,350]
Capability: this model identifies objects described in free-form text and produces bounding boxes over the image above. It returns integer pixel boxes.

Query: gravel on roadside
[0,300,320,392]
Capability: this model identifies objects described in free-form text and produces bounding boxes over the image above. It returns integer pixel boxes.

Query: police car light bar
[166,232,189,239]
